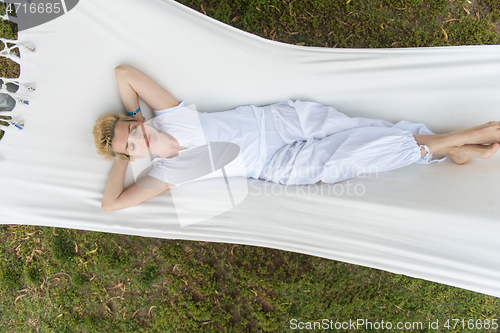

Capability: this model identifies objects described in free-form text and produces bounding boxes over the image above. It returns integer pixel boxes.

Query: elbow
[115,65,130,77]
[101,202,112,211]
[101,201,128,212]
[101,201,116,212]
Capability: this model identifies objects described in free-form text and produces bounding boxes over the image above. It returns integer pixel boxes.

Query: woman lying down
[92,65,499,211]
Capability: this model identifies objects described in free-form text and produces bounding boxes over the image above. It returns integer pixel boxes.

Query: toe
[483,143,499,159]
[492,142,500,153]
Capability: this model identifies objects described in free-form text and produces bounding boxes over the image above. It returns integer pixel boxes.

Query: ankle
[419,145,431,158]
[433,146,452,157]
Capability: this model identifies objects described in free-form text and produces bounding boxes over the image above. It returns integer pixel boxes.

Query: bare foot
[454,121,500,145]
[443,143,500,165]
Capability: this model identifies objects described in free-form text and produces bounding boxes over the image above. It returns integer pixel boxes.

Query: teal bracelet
[127,107,141,116]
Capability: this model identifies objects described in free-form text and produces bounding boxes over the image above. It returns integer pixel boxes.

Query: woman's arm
[101,158,129,209]
[100,65,178,211]
[115,65,179,120]
[101,158,170,211]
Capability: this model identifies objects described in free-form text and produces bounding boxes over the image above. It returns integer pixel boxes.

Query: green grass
[1,0,500,332]
[1,226,500,332]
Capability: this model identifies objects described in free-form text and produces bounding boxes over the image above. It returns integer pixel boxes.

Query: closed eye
[131,125,140,150]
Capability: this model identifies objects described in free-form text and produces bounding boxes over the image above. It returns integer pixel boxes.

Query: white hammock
[1,0,499,297]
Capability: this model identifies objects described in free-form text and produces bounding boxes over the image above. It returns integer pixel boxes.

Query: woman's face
[111,120,160,160]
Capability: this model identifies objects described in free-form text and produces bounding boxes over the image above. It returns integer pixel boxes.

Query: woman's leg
[413,121,500,163]
[433,144,500,165]
[262,127,427,185]
[414,121,500,151]
[413,133,461,156]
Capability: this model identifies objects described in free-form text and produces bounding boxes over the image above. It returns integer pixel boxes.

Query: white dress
[147,99,446,187]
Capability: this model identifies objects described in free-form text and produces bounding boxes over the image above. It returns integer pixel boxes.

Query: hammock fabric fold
[1,0,500,297]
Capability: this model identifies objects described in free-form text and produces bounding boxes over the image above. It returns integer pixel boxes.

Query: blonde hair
[92,113,138,161]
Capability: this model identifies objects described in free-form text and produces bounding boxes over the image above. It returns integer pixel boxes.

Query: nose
[137,124,148,146]
[129,124,148,147]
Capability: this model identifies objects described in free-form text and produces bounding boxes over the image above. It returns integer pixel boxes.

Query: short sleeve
[153,100,184,116]
[147,163,180,188]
